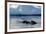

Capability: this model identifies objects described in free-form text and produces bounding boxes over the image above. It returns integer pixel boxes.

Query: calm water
[9,16,41,29]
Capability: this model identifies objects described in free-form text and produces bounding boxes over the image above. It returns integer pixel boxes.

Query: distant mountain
[10,5,41,15]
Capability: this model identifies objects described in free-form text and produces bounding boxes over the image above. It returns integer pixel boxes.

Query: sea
[9,16,41,29]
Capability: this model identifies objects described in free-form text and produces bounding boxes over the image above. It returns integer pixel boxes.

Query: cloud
[10,4,19,9]
[19,7,22,12]
[10,5,41,14]
[32,5,41,8]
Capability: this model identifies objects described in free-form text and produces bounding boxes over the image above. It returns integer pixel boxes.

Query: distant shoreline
[10,14,41,16]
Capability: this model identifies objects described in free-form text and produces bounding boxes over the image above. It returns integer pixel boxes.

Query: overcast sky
[9,4,41,15]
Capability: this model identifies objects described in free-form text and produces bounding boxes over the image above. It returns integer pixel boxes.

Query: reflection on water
[9,16,41,29]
